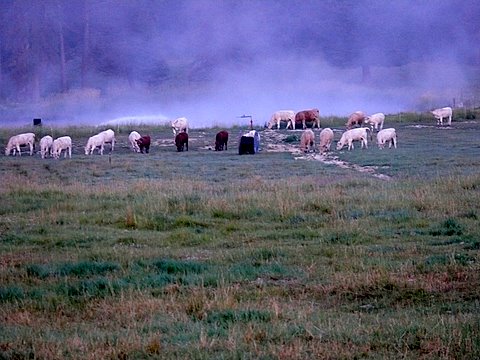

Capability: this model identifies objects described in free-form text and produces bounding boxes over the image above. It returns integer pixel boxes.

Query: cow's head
[336,140,345,150]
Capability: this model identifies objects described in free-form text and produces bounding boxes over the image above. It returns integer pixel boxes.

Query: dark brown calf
[215,130,229,151]
[136,135,151,153]
[175,132,188,152]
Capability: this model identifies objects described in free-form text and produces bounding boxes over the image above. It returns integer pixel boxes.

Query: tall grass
[1,121,479,358]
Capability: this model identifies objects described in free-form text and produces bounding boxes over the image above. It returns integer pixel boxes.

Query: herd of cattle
[3,107,453,157]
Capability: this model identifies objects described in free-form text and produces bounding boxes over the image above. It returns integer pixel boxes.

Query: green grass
[0,115,480,358]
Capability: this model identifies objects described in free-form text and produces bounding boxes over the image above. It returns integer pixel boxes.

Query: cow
[267,110,295,130]
[52,136,72,159]
[364,113,385,131]
[377,128,397,149]
[336,128,370,151]
[172,117,189,136]
[346,111,366,129]
[215,131,229,151]
[430,107,453,126]
[39,135,53,159]
[136,135,151,153]
[100,129,115,153]
[318,128,334,154]
[128,131,141,152]
[300,129,315,153]
[292,109,320,130]
[85,129,115,155]
[85,133,106,155]
[175,132,188,152]
[5,133,36,156]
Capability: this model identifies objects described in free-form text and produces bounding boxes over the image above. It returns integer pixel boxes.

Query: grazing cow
[346,111,366,129]
[215,130,229,151]
[318,128,334,154]
[377,128,397,149]
[128,131,141,152]
[175,132,188,152]
[267,110,295,130]
[52,136,72,159]
[85,129,115,155]
[136,135,151,153]
[292,109,321,130]
[39,135,53,159]
[364,113,385,131]
[336,128,369,151]
[172,117,189,136]
[430,107,452,126]
[5,132,36,156]
[85,133,106,155]
[100,129,115,153]
[300,129,315,153]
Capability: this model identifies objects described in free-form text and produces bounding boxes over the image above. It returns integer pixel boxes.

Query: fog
[0,0,478,128]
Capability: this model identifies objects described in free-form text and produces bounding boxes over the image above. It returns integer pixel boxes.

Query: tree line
[0,0,478,104]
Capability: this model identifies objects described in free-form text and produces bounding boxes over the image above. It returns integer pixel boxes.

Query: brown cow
[291,109,320,129]
[136,135,151,153]
[215,130,229,151]
[346,111,366,129]
[175,132,188,152]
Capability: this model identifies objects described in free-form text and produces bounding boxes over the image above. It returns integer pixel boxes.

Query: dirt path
[261,129,392,180]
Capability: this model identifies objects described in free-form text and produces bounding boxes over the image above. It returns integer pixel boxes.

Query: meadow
[1,110,479,359]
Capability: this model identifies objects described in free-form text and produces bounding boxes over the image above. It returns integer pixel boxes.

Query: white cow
[318,128,334,154]
[100,129,115,152]
[430,107,452,126]
[128,131,141,152]
[85,133,106,155]
[364,113,385,131]
[300,129,315,153]
[5,132,36,156]
[377,128,397,149]
[39,135,53,159]
[172,117,188,136]
[336,128,369,151]
[267,110,295,130]
[52,136,72,159]
[85,129,115,155]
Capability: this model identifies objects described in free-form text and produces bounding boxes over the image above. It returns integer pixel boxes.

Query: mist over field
[0,0,479,127]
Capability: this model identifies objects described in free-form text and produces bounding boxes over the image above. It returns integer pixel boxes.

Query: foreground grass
[1,119,480,359]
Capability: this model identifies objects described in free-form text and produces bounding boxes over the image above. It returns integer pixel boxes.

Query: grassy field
[1,111,480,359]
